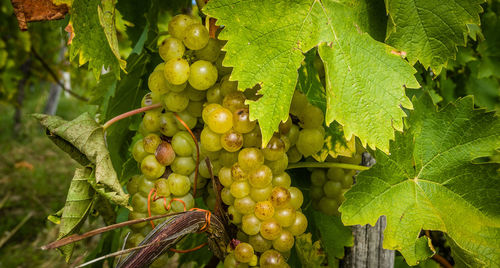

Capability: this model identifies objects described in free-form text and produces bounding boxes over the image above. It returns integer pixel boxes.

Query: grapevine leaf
[69,0,125,79]
[57,167,95,262]
[310,210,353,264]
[339,93,500,266]
[295,233,327,267]
[33,113,130,207]
[385,0,485,74]
[205,0,418,152]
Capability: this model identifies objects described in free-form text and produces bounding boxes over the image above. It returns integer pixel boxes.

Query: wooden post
[341,153,394,268]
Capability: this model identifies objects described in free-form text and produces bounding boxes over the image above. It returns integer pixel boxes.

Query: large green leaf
[56,167,95,262]
[205,0,418,152]
[339,94,500,266]
[385,0,485,74]
[311,210,353,263]
[69,0,125,79]
[34,113,129,207]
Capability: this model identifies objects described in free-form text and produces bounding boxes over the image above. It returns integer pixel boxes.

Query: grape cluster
[124,14,230,264]
[309,153,363,215]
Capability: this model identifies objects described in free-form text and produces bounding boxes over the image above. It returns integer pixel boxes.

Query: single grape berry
[183,23,209,50]
[164,58,190,85]
[188,60,218,90]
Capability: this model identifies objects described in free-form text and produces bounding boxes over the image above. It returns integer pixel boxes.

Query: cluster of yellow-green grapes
[309,153,362,215]
[124,13,231,267]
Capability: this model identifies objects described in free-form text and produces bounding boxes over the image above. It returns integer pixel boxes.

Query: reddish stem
[173,113,200,197]
[103,103,162,130]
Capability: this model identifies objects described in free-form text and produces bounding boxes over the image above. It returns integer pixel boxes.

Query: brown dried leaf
[10,0,69,30]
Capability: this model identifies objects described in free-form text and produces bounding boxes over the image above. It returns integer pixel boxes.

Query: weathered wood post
[341,153,394,268]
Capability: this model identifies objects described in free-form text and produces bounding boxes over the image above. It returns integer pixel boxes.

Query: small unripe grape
[286,124,300,146]
[138,176,155,196]
[159,112,179,137]
[233,108,256,134]
[250,185,273,202]
[155,141,176,166]
[310,186,324,200]
[242,214,262,235]
[206,106,233,133]
[287,146,302,163]
[131,193,148,213]
[150,196,172,215]
[159,37,185,62]
[187,100,204,117]
[164,58,190,85]
[231,162,248,181]
[280,135,291,152]
[172,131,195,156]
[254,201,275,220]
[183,23,209,50]
[141,155,165,179]
[238,148,264,171]
[206,83,222,103]
[224,253,249,268]
[220,74,238,96]
[164,91,189,112]
[142,110,161,132]
[298,104,324,129]
[166,80,187,93]
[220,150,239,167]
[141,92,161,107]
[319,197,340,216]
[341,174,354,188]
[175,111,197,130]
[202,103,221,123]
[296,127,324,157]
[262,136,285,161]
[273,207,295,227]
[143,133,162,154]
[171,193,194,212]
[185,85,206,101]
[154,178,170,196]
[272,173,291,188]
[235,196,256,215]
[248,165,273,188]
[188,60,218,90]
[129,211,148,229]
[221,129,244,152]
[230,181,251,198]
[260,250,287,267]
[288,187,303,210]
[221,187,235,205]
[234,242,254,263]
[148,71,168,94]
[270,186,291,209]
[327,167,344,181]
[265,154,288,175]
[126,233,145,248]
[218,166,233,187]
[286,211,307,236]
[272,230,294,252]
[171,156,196,175]
[243,126,262,148]
[200,127,222,152]
[228,205,242,224]
[311,169,327,186]
[132,139,148,162]
[323,181,342,198]
[167,173,191,196]
[290,91,308,115]
[223,91,247,112]
[153,63,165,72]
[127,175,142,195]
[194,38,220,62]
[168,14,196,40]
[260,218,282,240]
[249,234,272,253]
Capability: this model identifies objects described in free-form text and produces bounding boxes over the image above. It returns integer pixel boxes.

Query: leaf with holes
[339,93,500,266]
